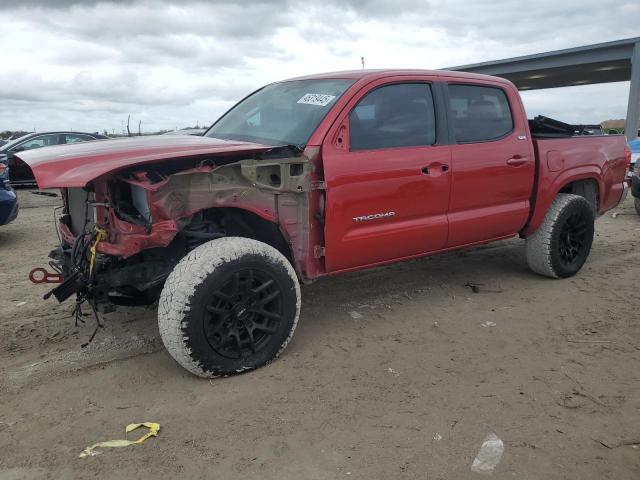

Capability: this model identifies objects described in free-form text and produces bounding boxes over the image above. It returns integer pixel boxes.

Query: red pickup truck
[20,70,630,377]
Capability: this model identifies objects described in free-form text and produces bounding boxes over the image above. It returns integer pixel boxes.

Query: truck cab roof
[285,69,514,86]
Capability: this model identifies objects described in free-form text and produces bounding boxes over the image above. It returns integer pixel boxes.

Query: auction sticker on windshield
[297,93,336,106]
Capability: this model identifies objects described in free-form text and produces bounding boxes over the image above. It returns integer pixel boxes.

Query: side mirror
[11,146,24,153]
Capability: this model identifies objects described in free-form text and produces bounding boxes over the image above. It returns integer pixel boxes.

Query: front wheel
[525,194,595,278]
[158,237,301,377]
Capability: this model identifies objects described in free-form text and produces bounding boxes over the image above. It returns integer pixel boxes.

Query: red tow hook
[29,267,64,284]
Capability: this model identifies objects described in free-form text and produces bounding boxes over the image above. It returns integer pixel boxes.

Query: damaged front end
[34,145,324,317]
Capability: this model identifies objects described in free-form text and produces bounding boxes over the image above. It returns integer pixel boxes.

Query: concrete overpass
[449,37,640,141]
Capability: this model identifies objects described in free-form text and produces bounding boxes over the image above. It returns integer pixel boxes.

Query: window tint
[19,134,60,151]
[65,134,93,144]
[448,84,513,143]
[350,83,436,150]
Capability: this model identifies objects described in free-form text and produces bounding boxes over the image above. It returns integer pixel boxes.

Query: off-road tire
[525,194,594,278]
[634,197,640,216]
[158,237,301,378]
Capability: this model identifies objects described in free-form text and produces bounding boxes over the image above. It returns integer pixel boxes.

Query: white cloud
[0,0,637,133]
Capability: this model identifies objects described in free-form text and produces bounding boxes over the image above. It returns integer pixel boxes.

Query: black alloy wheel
[204,269,282,359]
[158,237,300,378]
[526,194,595,278]
[557,212,589,266]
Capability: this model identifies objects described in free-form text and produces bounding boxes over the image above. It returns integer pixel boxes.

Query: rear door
[322,77,451,272]
[445,81,534,246]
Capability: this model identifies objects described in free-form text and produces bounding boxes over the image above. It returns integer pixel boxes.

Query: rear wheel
[525,194,594,278]
[158,237,301,377]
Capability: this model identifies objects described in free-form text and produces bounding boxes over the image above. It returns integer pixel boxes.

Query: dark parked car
[0,157,18,225]
[0,131,108,185]
[628,137,640,214]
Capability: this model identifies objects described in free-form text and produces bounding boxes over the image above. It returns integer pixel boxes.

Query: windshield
[206,79,355,147]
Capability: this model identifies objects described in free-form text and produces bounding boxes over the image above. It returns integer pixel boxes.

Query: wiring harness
[68,226,107,347]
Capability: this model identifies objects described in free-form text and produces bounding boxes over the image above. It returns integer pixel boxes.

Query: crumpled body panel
[57,146,325,281]
[16,135,276,188]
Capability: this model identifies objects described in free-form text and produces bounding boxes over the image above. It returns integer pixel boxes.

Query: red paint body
[18,70,629,282]
[20,135,275,188]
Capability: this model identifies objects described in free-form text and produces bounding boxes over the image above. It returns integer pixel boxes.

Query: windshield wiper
[277,143,303,153]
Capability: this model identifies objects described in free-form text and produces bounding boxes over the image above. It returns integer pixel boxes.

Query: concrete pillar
[626,42,640,141]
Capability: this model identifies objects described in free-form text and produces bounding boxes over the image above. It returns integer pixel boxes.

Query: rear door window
[350,83,436,150]
[18,134,61,150]
[447,84,513,143]
[64,134,94,144]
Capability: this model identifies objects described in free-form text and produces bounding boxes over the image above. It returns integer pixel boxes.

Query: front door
[322,80,451,272]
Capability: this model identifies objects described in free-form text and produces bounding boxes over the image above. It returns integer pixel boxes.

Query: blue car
[630,137,640,170]
[628,134,640,214]
[0,157,18,225]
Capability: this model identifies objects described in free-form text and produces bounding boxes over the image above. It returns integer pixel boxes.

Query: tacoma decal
[352,211,396,222]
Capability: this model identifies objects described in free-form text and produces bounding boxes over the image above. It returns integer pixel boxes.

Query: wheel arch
[558,178,600,212]
[522,170,603,237]
[190,206,295,265]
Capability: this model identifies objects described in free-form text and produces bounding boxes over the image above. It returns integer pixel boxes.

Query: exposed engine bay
[42,146,325,320]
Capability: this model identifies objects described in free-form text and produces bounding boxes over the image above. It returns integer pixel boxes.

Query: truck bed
[523,134,629,236]
[529,115,605,138]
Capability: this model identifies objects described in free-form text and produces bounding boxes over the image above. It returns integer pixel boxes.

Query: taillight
[625,144,631,166]
[0,163,6,175]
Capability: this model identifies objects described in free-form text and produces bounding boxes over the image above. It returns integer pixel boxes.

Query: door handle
[421,164,449,175]
[506,155,529,166]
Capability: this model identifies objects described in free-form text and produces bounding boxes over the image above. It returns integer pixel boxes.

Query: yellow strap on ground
[89,228,107,276]
[78,422,160,458]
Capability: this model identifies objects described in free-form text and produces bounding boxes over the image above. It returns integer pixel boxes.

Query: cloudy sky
[0,0,638,134]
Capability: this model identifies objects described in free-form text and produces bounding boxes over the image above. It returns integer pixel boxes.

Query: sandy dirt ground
[1,189,639,480]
